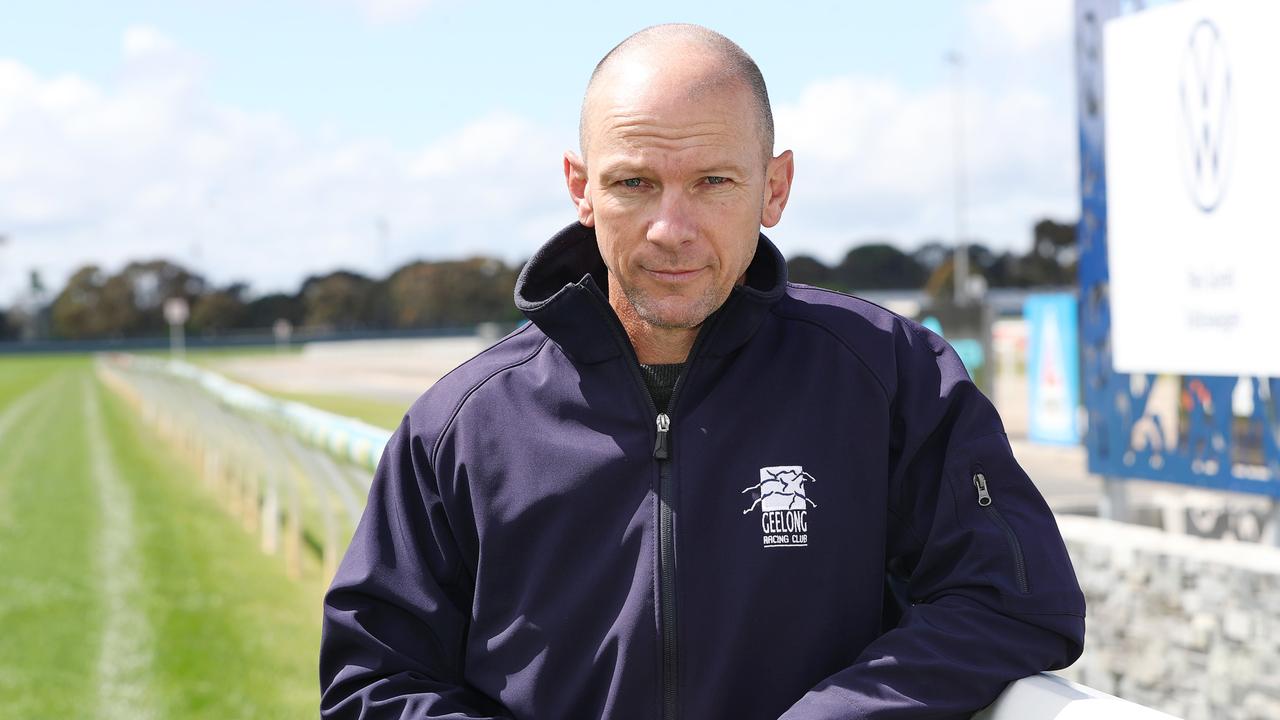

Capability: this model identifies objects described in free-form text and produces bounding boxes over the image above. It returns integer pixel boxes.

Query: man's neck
[608,293,697,365]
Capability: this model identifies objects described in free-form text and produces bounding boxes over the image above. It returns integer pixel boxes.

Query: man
[321,24,1084,720]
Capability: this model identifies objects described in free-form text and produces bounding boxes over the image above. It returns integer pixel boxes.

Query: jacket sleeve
[320,418,512,719]
[778,322,1086,720]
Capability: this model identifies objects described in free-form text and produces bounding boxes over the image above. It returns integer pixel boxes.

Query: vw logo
[1178,19,1234,213]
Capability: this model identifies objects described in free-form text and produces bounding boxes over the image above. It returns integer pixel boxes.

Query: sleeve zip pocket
[972,466,1030,595]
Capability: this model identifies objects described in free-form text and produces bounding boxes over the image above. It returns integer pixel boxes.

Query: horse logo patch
[742,465,817,548]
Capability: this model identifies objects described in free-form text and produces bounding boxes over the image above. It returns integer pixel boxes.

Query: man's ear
[564,151,594,227]
[761,149,794,229]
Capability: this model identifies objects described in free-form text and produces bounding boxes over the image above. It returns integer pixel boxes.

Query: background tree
[910,240,952,276]
[786,255,834,288]
[50,260,206,338]
[22,216,1081,343]
[190,283,248,335]
[50,265,139,339]
[385,257,518,328]
[1017,219,1077,286]
[300,270,382,330]
[833,243,927,290]
[50,266,102,339]
[116,259,207,336]
[0,308,18,340]
[243,292,304,330]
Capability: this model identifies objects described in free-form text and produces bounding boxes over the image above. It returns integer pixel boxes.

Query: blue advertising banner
[1026,294,1080,445]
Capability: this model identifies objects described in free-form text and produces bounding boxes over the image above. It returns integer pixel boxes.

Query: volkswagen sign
[1178,19,1234,213]
[1104,0,1280,377]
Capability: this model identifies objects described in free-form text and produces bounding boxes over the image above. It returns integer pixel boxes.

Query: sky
[0,0,1080,304]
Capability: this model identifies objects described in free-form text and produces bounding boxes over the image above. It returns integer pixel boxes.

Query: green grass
[0,355,325,718]
[261,389,406,431]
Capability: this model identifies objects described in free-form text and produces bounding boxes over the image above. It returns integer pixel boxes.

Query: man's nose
[646,189,697,250]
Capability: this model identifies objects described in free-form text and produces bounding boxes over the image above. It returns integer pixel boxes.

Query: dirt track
[216,335,1104,513]
[213,337,492,404]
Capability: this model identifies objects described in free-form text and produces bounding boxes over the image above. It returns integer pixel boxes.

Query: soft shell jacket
[320,223,1086,720]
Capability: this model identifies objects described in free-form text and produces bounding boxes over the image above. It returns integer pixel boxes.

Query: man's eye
[622,178,644,188]
[706,176,729,185]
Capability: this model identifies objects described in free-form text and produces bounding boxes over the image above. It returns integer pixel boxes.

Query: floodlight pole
[170,322,186,360]
[947,51,970,306]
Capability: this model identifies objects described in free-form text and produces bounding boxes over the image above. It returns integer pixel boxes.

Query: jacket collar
[515,222,788,364]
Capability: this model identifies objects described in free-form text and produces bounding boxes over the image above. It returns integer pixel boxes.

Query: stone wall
[1055,515,1280,720]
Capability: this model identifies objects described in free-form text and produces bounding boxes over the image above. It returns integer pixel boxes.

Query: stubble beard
[621,280,724,330]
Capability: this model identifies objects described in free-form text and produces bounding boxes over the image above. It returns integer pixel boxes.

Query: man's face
[567,55,792,330]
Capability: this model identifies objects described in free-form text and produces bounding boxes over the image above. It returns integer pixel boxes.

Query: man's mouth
[644,267,706,283]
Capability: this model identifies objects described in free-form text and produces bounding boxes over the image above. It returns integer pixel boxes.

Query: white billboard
[1104,0,1280,376]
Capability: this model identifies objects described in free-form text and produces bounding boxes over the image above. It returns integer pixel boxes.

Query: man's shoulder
[401,322,550,444]
[777,282,908,333]
[772,283,934,391]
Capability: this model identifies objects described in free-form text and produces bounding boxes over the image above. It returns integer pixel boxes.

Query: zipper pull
[654,413,671,460]
[973,472,992,507]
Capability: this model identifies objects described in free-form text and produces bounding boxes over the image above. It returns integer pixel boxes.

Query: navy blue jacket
[320,223,1085,719]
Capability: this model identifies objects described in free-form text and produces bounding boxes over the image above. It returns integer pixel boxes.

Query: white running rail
[975,673,1181,719]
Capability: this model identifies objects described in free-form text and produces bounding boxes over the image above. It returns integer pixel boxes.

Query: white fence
[97,353,391,579]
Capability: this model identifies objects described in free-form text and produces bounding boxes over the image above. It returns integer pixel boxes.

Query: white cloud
[0,27,566,304]
[972,0,1072,53]
[0,5,1079,306]
[766,0,1078,263]
[122,25,178,59]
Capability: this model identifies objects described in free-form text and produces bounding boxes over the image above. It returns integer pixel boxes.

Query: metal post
[1263,498,1280,548]
[1100,475,1129,522]
[170,322,185,360]
[164,297,188,360]
[261,481,280,555]
[947,51,970,306]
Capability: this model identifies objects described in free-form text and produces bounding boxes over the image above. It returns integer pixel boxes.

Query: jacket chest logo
[741,465,817,548]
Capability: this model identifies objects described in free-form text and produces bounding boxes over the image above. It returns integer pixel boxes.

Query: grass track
[0,355,324,718]
[257,389,406,431]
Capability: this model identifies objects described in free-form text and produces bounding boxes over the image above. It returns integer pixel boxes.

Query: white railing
[97,353,391,580]
[119,353,392,469]
[976,673,1181,719]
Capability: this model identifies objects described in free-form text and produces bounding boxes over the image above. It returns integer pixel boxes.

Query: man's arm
[779,322,1085,720]
[320,419,512,720]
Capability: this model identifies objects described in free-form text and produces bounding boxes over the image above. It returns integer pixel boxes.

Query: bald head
[579,24,774,162]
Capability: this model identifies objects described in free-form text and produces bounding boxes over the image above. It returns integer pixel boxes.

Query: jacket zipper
[653,413,677,720]
[597,298,722,720]
[649,336,714,720]
[972,469,1030,594]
